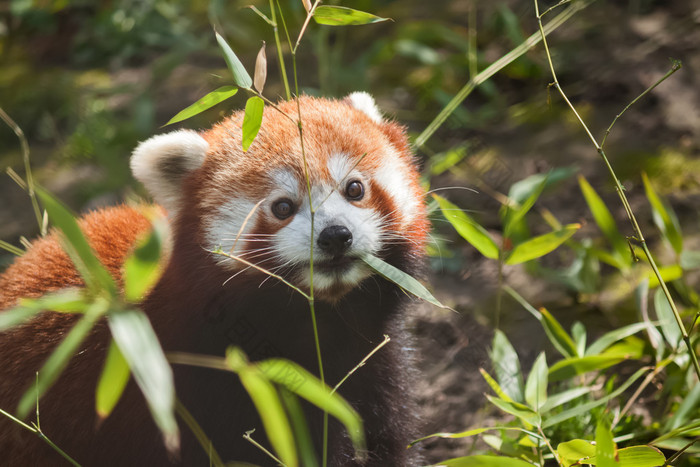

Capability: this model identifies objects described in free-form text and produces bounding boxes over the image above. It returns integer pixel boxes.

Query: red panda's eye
[346,180,364,201]
[272,199,295,219]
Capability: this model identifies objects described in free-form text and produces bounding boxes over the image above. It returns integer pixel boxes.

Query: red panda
[0,93,429,466]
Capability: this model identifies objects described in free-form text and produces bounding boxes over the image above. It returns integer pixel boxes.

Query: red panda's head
[131,93,428,301]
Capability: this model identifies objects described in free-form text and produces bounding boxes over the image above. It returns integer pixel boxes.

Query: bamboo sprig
[534,0,700,380]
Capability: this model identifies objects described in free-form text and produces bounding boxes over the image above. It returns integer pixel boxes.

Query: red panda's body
[0,95,428,466]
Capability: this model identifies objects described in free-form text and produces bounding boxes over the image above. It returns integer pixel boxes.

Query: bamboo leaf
[362,254,447,309]
[479,368,513,402]
[558,439,596,466]
[165,86,238,126]
[549,338,644,381]
[109,309,179,454]
[409,426,539,448]
[524,352,548,410]
[215,32,253,89]
[540,386,593,413]
[434,194,499,260]
[226,349,297,467]
[505,223,580,265]
[432,455,536,466]
[595,416,616,467]
[486,396,541,426]
[312,6,390,26]
[253,42,267,93]
[0,289,86,331]
[95,339,130,420]
[642,172,683,255]
[653,288,682,349]
[489,330,524,403]
[585,322,650,356]
[242,96,264,151]
[123,222,164,303]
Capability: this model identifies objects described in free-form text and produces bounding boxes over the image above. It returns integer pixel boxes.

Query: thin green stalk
[175,399,225,467]
[414,0,590,149]
[243,430,286,466]
[538,425,562,467]
[269,0,291,100]
[0,107,44,235]
[534,0,700,380]
[331,335,391,395]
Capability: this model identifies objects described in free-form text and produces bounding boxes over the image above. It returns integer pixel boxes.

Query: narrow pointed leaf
[109,309,179,454]
[362,254,447,309]
[479,368,512,402]
[0,289,86,331]
[258,358,365,453]
[642,172,683,254]
[595,416,616,467]
[558,439,596,466]
[653,288,682,348]
[409,426,539,447]
[226,349,297,467]
[242,96,264,151]
[17,299,108,418]
[36,188,116,296]
[524,352,548,410]
[585,322,650,356]
[123,222,164,303]
[505,223,580,265]
[96,339,130,420]
[579,175,630,266]
[549,338,644,381]
[489,330,524,402]
[540,386,593,413]
[486,396,541,426]
[279,390,318,467]
[313,6,390,26]
[165,86,239,126]
[253,42,267,93]
[432,455,536,466]
[215,32,253,89]
[434,194,499,260]
[540,307,579,358]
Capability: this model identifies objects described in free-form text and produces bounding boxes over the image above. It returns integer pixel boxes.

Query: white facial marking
[373,151,418,226]
[205,197,261,269]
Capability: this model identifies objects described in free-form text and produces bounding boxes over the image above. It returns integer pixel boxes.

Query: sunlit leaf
[226,349,297,467]
[258,357,365,453]
[585,322,650,356]
[642,172,683,255]
[505,223,580,265]
[409,426,539,448]
[215,32,253,89]
[17,299,108,418]
[362,254,447,309]
[486,396,541,426]
[558,439,596,466]
[489,330,524,403]
[109,309,179,453]
[595,416,616,467]
[524,352,548,410]
[313,6,390,26]
[479,368,513,402]
[572,321,587,357]
[584,446,666,466]
[123,221,165,303]
[0,289,86,331]
[434,194,499,260]
[664,381,700,431]
[242,96,264,151]
[279,390,318,467]
[540,386,593,413]
[165,86,239,126]
[578,175,631,267]
[96,339,130,420]
[549,338,644,381]
[36,188,116,297]
[431,455,536,466]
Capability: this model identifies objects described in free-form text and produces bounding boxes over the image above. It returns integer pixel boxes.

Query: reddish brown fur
[0,96,428,466]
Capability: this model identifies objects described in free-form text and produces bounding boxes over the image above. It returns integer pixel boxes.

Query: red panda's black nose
[318,225,353,257]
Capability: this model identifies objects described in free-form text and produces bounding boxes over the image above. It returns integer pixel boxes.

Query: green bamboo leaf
[653,288,682,349]
[165,86,239,126]
[585,322,650,356]
[572,321,587,357]
[652,419,700,444]
[549,338,644,381]
[434,194,499,260]
[486,396,541,426]
[595,416,616,467]
[540,386,593,413]
[279,390,318,467]
[489,330,524,403]
[215,32,253,89]
[479,368,513,402]
[96,339,130,420]
[123,221,164,303]
[312,6,390,26]
[258,358,365,453]
[36,188,116,297]
[524,352,548,410]
[642,172,683,255]
[109,309,179,454]
[430,455,536,466]
[17,298,108,418]
[505,223,580,265]
[242,96,264,151]
[578,175,630,266]
[542,367,648,428]
[558,439,596,466]
[226,349,297,467]
[362,254,447,309]
[0,289,86,331]
[664,381,700,431]
[409,426,539,448]
[583,446,666,466]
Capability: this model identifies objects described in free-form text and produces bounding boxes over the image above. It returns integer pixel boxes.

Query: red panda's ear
[345,92,384,124]
[130,130,208,214]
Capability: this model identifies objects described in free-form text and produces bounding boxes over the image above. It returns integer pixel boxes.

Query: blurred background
[1,0,699,463]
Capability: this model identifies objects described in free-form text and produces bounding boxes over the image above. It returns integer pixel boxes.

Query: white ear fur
[347,92,383,124]
[130,130,209,213]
